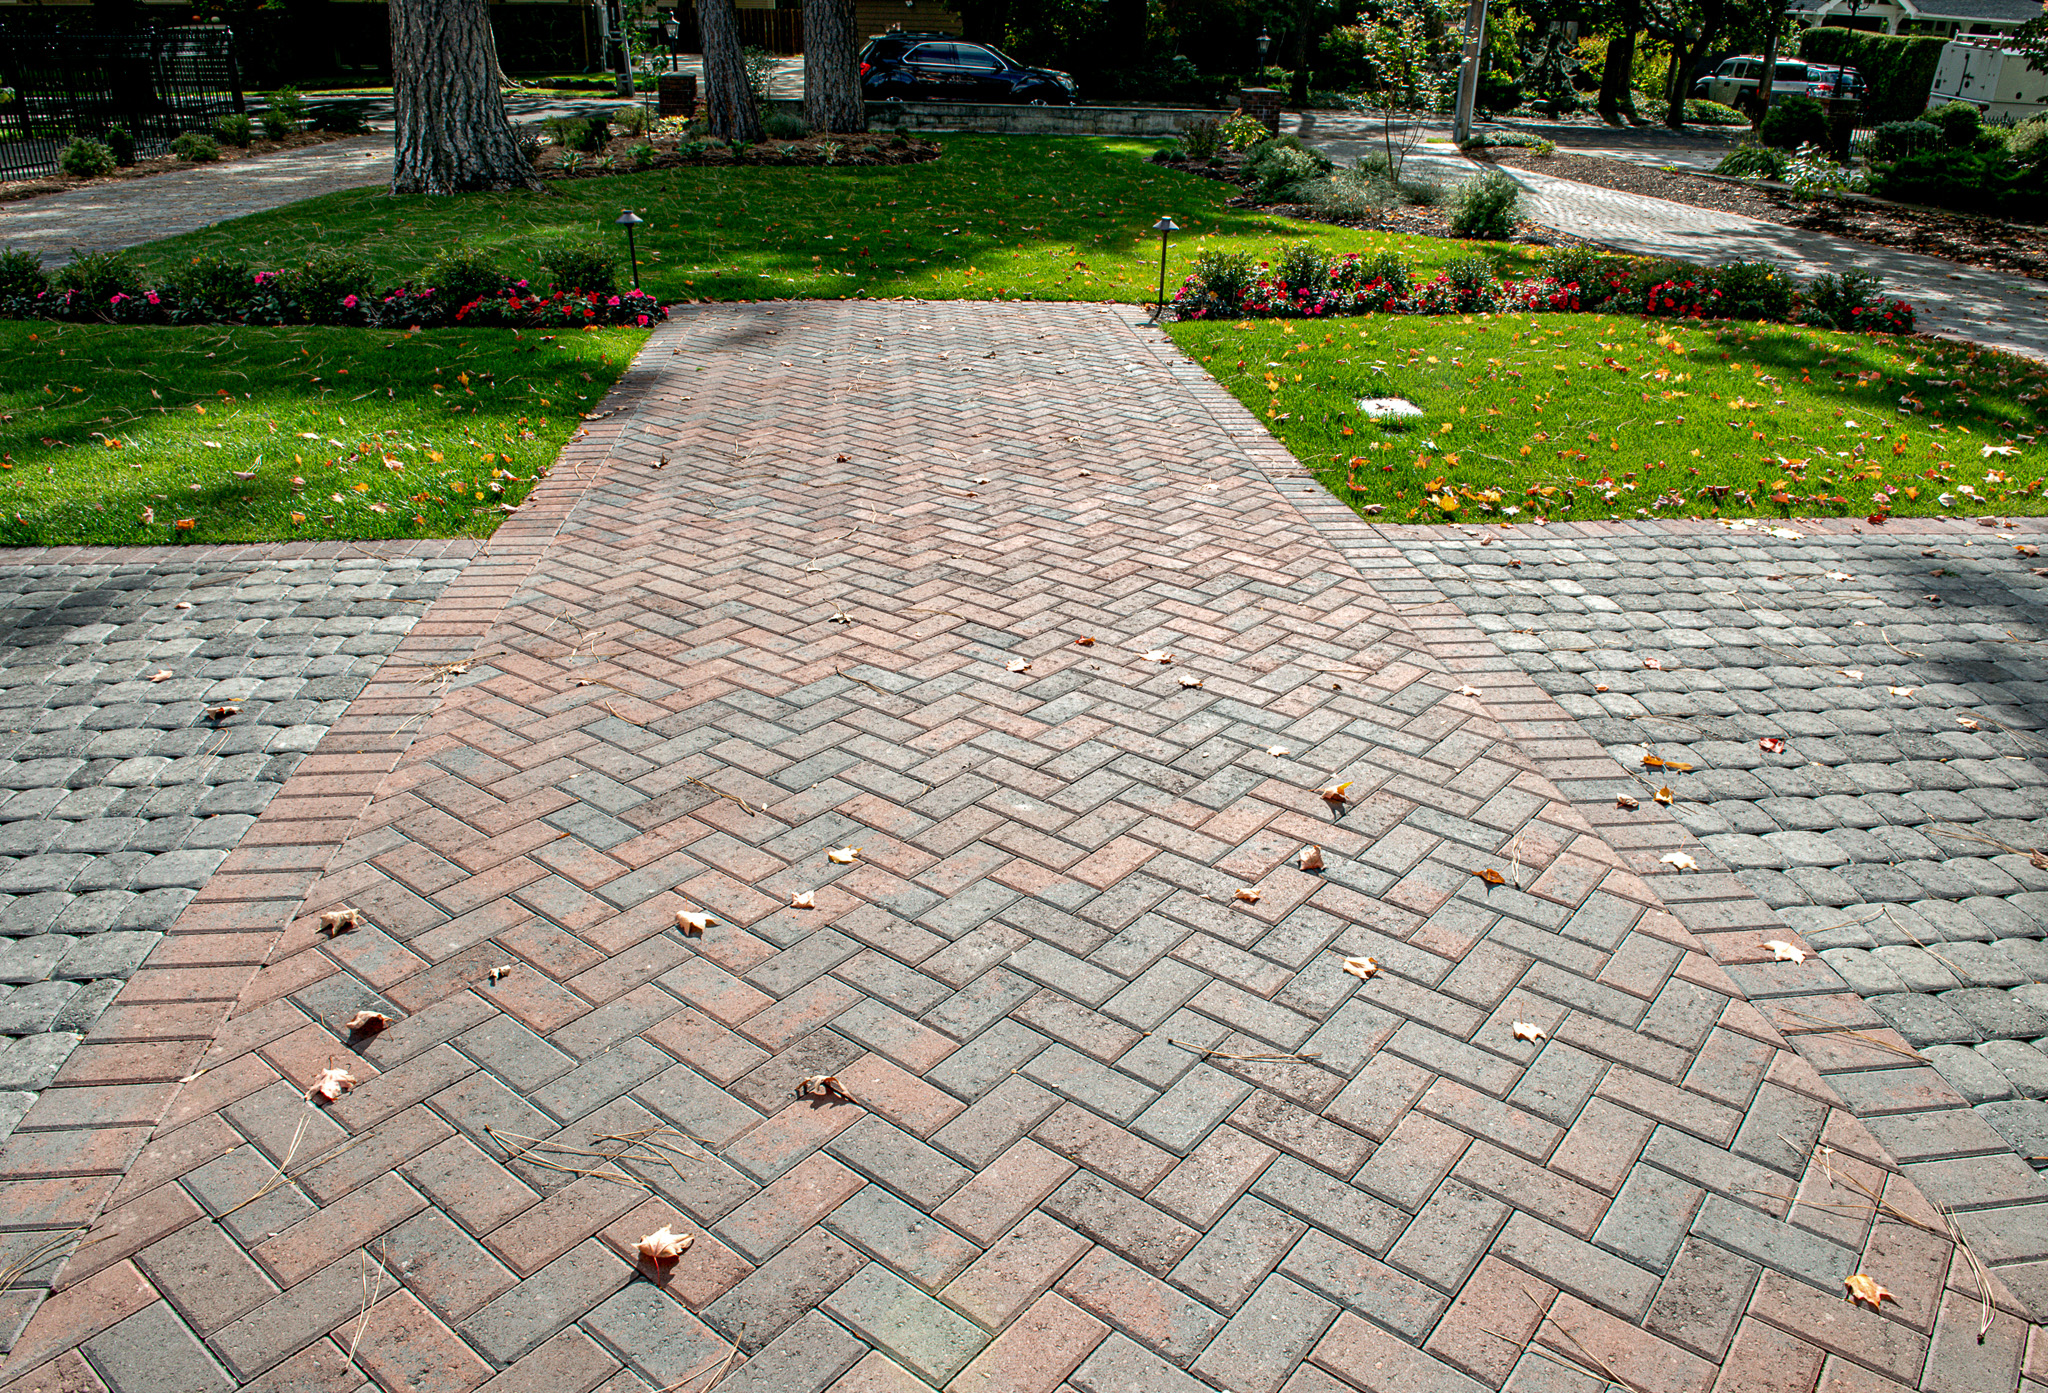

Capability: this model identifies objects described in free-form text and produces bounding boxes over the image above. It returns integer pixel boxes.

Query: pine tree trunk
[803,0,862,133]
[699,0,762,141]
[1596,3,1639,127]
[390,0,538,194]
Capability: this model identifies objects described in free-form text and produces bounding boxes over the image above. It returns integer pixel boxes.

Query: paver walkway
[0,300,2041,1393]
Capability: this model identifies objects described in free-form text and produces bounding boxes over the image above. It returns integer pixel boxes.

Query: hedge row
[1796,29,1947,124]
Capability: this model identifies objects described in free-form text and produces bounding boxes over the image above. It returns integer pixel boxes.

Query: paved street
[0,301,2041,1393]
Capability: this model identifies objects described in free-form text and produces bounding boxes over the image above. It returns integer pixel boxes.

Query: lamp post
[661,12,679,71]
[1255,29,1271,68]
[616,210,644,289]
[1150,215,1179,320]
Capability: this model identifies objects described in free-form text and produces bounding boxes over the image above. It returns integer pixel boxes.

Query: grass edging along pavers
[1167,313,2048,524]
[0,323,646,546]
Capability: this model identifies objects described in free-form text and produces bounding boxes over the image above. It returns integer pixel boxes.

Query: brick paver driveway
[0,302,2040,1393]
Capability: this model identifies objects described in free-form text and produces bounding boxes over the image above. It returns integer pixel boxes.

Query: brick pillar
[1237,87,1283,134]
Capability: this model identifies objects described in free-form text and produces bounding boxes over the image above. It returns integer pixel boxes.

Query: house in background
[1789,0,2045,38]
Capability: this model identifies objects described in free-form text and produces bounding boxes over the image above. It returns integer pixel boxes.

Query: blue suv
[858,33,1077,105]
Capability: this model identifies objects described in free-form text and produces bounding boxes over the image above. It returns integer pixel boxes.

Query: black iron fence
[0,26,245,182]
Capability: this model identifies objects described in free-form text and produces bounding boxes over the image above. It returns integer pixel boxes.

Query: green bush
[1449,168,1522,239]
[1246,138,1331,199]
[1758,96,1828,150]
[1179,117,1223,159]
[1800,269,1905,331]
[1796,29,1946,123]
[548,115,609,152]
[282,250,374,316]
[1476,72,1523,112]
[1714,144,1788,179]
[1360,250,1413,286]
[308,102,369,134]
[105,127,135,166]
[762,110,808,139]
[58,138,116,177]
[537,240,619,295]
[629,142,659,169]
[1271,243,1330,296]
[2010,118,2048,168]
[266,86,306,132]
[1443,253,1499,309]
[171,132,220,162]
[422,247,508,306]
[611,103,650,136]
[54,249,141,303]
[1868,147,2039,217]
[161,254,257,317]
[1686,99,1747,125]
[1927,99,1980,147]
[0,248,47,302]
[1714,261,1795,321]
[1870,120,1940,161]
[215,114,254,147]
[1178,247,1258,314]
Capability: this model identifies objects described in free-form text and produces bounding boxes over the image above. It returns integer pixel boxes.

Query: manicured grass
[121,135,1537,306]
[1166,313,2048,523]
[0,321,646,547]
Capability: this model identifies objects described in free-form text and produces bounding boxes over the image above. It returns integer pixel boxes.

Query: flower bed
[1169,245,1915,335]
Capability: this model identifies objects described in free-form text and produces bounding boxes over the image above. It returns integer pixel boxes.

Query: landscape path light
[1150,215,1180,320]
[616,209,645,289]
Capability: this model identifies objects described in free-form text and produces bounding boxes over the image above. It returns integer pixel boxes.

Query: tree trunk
[803,0,862,132]
[1285,0,1315,106]
[390,0,538,194]
[1664,0,1723,129]
[1596,5,1640,126]
[1757,4,1783,120]
[698,0,762,141]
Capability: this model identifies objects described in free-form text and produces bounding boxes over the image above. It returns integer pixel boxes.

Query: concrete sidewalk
[0,300,2038,1393]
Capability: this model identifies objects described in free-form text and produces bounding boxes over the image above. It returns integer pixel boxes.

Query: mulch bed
[1477,147,2048,281]
[535,131,939,178]
[0,130,363,204]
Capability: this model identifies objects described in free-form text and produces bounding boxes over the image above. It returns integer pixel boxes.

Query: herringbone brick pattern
[0,303,2038,1392]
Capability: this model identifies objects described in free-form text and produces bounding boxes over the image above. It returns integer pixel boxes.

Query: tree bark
[1285,0,1316,106]
[1596,0,1641,126]
[803,0,862,132]
[698,0,762,141]
[390,0,538,194]
[1757,0,1784,120]
[1664,0,1724,128]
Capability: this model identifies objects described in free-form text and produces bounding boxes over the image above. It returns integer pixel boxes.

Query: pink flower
[343,294,358,308]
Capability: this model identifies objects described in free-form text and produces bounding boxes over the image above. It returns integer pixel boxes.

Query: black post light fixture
[616,209,645,288]
[1256,28,1272,64]
[1151,215,1180,319]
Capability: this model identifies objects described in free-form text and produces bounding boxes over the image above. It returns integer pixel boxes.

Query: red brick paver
[0,303,2035,1393]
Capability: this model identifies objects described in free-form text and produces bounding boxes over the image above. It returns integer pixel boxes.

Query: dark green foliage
[161,255,257,318]
[0,249,47,302]
[629,143,659,170]
[1178,118,1223,160]
[1443,253,1498,309]
[1867,148,2043,218]
[537,241,619,295]
[58,138,116,177]
[1449,169,1522,239]
[307,102,369,134]
[1758,96,1828,151]
[54,250,141,303]
[1713,261,1796,321]
[1927,100,1981,147]
[281,250,374,316]
[1476,71,1522,112]
[105,127,135,166]
[262,86,305,139]
[1246,137,1332,199]
[762,111,809,140]
[1179,248,1258,314]
[421,247,508,307]
[1796,29,1947,123]
[548,115,610,153]
[1714,144,1788,178]
[1870,120,1940,161]
[1360,250,1413,285]
[215,114,254,147]
[171,132,221,162]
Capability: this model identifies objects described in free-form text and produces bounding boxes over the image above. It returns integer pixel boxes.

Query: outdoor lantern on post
[661,12,679,70]
[616,210,645,289]
[1255,29,1271,65]
[1150,215,1179,320]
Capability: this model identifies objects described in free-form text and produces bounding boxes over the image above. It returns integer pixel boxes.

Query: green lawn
[0,322,646,546]
[1167,313,2048,523]
[120,135,1538,306]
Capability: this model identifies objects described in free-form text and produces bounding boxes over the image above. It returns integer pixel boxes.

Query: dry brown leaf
[1841,669,1863,681]
[343,1010,389,1034]
[1512,1021,1547,1043]
[1006,658,1031,673]
[1654,786,1674,805]
[1593,684,1609,693]
[2031,849,2048,871]
[1888,686,1916,696]
[1660,851,1699,871]
[306,1066,357,1102]
[1297,845,1324,872]
[1642,754,1666,768]
[207,705,240,721]
[487,964,515,984]
[1759,737,1786,754]
[791,890,816,909]
[1843,1273,1894,1310]
[828,846,861,864]
[1320,782,1352,804]
[1267,745,1291,758]
[1476,868,1506,886]
[635,1226,693,1268]
[1644,656,1663,670]
[173,601,192,610]
[147,670,174,683]
[1615,794,1639,810]
[1958,717,1981,731]
[676,910,717,936]
[1141,650,1174,664]
[794,1074,851,1101]
[1074,636,1096,646]
[1342,955,1379,980]
[1178,675,1204,689]
[1456,683,1482,697]
[1234,888,1261,904]
[318,907,361,937]
[1764,940,1808,964]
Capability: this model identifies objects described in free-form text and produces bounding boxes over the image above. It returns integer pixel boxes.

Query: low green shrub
[265,86,306,136]
[1247,138,1332,199]
[537,240,619,295]
[1220,111,1270,150]
[1758,95,1828,150]
[105,127,135,166]
[308,102,369,134]
[1800,269,1914,332]
[1868,147,2040,217]
[281,250,375,317]
[54,249,141,303]
[1175,247,1259,316]
[629,142,659,169]
[421,247,508,307]
[58,138,116,177]
[611,103,650,136]
[1714,144,1788,179]
[1449,168,1522,239]
[761,110,808,139]
[1928,99,1980,147]
[0,249,47,302]
[1786,144,1862,199]
[1477,72,1523,112]
[215,114,254,147]
[1686,99,1747,125]
[171,132,220,162]
[1179,117,1223,160]
[2010,118,2048,169]
[1870,120,1940,161]
[161,254,257,319]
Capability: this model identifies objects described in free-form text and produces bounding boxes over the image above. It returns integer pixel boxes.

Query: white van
[1927,38,2048,125]
[1694,57,1827,114]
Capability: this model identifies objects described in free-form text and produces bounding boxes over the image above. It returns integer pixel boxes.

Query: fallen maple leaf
[1616,794,1639,810]
[1320,782,1352,804]
[1764,940,1808,963]
[1074,637,1095,646]
[828,846,860,864]
[318,907,361,936]
[1825,570,1852,581]
[1840,669,1863,681]
[1342,956,1379,979]
[1843,1273,1894,1310]
[1476,868,1506,886]
[1759,737,1786,754]
[1654,786,1674,805]
[1457,683,1482,697]
[635,1226,693,1268]
[306,1066,357,1102]
[1141,650,1174,663]
[1297,845,1324,871]
[147,670,174,683]
[1006,658,1031,673]
[1179,675,1204,688]
[1512,1021,1547,1043]
[207,705,240,722]
[1660,851,1699,871]
[791,890,816,909]
[343,1010,390,1033]
[794,1074,852,1100]
[1267,746,1291,758]
[487,964,515,984]
[1644,657,1663,670]
[1957,717,1981,731]
[1234,887,1261,904]
[675,910,717,936]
